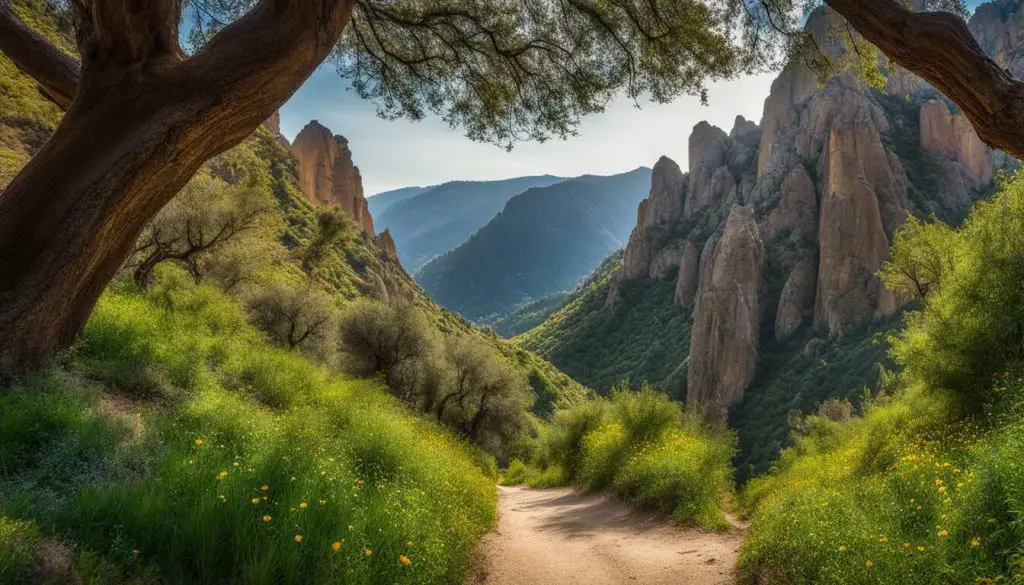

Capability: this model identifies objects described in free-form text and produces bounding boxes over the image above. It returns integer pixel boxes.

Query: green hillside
[417,168,652,324]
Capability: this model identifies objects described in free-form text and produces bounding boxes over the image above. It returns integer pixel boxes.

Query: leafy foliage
[518,257,693,398]
[506,387,735,529]
[0,278,496,585]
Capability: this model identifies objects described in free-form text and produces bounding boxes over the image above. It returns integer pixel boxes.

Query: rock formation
[376,229,397,257]
[687,205,764,417]
[263,112,291,149]
[619,157,685,280]
[606,4,1015,417]
[290,120,374,235]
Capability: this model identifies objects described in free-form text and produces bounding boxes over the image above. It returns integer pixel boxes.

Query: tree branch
[0,1,80,109]
[825,0,1024,160]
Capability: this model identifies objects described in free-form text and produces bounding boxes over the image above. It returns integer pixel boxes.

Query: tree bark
[0,2,79,108]
[0,0,356,372]
[825,0,1024,161]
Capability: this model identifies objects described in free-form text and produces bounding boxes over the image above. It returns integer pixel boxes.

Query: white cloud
[280,67,776,195]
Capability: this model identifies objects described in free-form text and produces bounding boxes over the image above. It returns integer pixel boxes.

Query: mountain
[375,175,566,271]
[290,120,375,234]
[367,185,435,217]
[518,5,1016,480]
[417,168,652,323]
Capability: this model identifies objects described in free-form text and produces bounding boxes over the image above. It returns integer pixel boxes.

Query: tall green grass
[504,388,735,529]
[0,273,496,584]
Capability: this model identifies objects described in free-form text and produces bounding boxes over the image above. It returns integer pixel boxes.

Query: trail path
[469,486,745,585]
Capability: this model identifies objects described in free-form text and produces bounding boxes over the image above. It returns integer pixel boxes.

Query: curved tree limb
[0,1,80,110]
[825,0,1024,160]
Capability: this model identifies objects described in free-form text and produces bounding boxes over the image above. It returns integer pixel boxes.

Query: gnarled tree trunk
[0,0,355,371]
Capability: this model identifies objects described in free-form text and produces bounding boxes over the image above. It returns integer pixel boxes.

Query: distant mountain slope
[417,168,652,323]
[375,175,566,271]
[367,185,435,217]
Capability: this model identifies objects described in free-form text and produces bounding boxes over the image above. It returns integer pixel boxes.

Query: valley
[5,1,1024,584]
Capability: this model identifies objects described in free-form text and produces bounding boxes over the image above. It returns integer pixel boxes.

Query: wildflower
[319,499,327,506]
[332,541,342,552]
[971,537,982,548]
[405,541,414,548]
[260,485,269,491]
[218,495,227,502]
[195,439,204,446]
[216,470,229,480]
[299,501,308,510]
[294,534,303,543]
[399,554,412,567]
[879,536,889,543]
[865,560,873,568]
[938,529,949,538]
[132,549,140,556]
[356,479,365,485]
[838,546,847,553]
[364,548,373,557]
[251,497,260,505]
[262,515,272,523]
[903,543,911,549]
[917,546,925,552]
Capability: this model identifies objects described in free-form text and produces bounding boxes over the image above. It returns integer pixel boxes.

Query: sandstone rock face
[674,240,701,308]
[775,260,817,339]
[376,229,397,257]
[620,157,685,280]
[920,99,994,188]
[686,122,732,218]
[291,121,374,234]
[814,102,899,334]
[687,205,764,416]
[971,0,1024,77]
[263,112,291,149]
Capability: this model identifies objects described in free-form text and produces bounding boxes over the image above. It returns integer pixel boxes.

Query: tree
[247,282,337,354]
[0,0,758,371]
[337,298,437,402]
[127,172,277,288]
[879,215,958,305]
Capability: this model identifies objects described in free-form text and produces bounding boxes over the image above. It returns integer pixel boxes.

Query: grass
[739,377,1024,584]
[0,273,497,585]
[503,388,735,529]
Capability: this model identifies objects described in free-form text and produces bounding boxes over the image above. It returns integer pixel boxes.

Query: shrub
[0,276,496,585]
[515,387,735,528]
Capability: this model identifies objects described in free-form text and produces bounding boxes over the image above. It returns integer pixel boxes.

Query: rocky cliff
[291,120,375,235]
[596,5,1017,416]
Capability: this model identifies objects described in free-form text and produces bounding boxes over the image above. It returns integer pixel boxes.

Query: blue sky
[273,1,988,195]
[280,69,777,196]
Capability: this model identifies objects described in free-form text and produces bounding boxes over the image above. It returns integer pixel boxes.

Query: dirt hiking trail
[469,486,745,585]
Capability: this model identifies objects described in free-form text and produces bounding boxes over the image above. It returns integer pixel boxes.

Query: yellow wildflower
[364,548,373,557]
[262,515,272,523]
[865,560,873,568]
[195,439,204,446]
[294,534,303,543]
[405,541,414,548]
[216,470,229,480]
[399,554,412,567]
[879,536,889,543]
[299,501,308,509]
[917,546,926,552]
[260,485,269,492]
[938,529,949,538]
[838,545,847,553]
[251,497,260,505]
[971,537,982,548]
[332,541,343,552]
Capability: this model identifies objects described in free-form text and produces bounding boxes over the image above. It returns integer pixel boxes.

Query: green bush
[515,387,735,528]
[0,278,496,585]
[887,173,1024,404]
